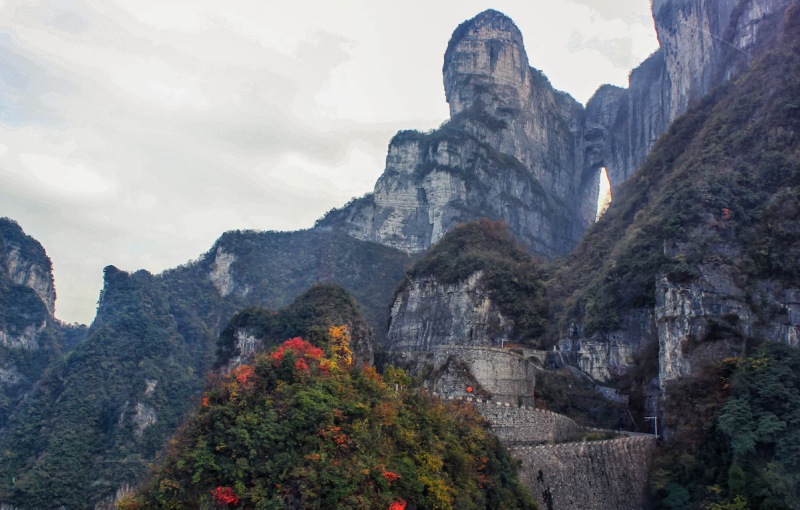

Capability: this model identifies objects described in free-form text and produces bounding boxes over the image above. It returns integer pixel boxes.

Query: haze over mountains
[1,1,658,326]
[1,0,800,508]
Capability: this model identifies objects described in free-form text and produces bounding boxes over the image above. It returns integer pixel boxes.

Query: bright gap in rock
[596,166,612,221]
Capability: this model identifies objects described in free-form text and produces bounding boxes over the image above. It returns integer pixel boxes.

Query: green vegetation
[0,267,205,509]
[198,230,413,341]
[651,343,800,509]
[549,4,800,336]
[534,368,627,429]
[217,284,374,367]
[121,332,537,510]
[0,277,48,340]
[0,229,412,508]
[0,218,52,275]
[0,218,86,429]
[403,219,549,346]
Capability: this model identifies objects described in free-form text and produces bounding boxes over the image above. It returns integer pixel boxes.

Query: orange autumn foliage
[328,325,353,366]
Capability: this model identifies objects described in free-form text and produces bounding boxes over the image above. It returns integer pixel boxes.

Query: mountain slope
[121,333,537,510]
[543,5,800,501]
[0,218,86,429]
[315,10,590,258]
[218,283,376,367]
[1,1,798,507]
[0,230,410,508]
[387,219,548,351]
[550,0,800,349]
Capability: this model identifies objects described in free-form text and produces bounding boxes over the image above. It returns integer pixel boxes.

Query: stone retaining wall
[511,436,657,510]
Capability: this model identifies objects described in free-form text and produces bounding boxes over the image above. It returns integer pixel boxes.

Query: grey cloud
[568,0,653,23]
[568,30,641,69]
[0,0,657,324]
[0,33,77,126]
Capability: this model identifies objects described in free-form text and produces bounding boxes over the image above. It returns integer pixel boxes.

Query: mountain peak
[443,9,530,118]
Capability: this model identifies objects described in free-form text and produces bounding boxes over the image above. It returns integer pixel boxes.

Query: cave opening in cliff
[596,166,612,221]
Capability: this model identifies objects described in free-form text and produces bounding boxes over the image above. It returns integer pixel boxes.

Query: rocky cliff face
[656,267,800,389]
[387,272,512,351]
[317,10,588,258]
[591,0,792,190]
[393,345,538,406]
[551,0,800,442]
[386,268,542,406]
[0,219,56,354]
[653,0,790,120]
[559,265,800,382]
[557,309,657,382]
[442,11,584,204]
[0,219,55,315]
[0,219,86,433]
[319,2,791,259]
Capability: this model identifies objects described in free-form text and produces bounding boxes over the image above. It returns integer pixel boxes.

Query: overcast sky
[1,0,659,325]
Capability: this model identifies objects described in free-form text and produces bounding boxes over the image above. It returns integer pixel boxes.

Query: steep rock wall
[557,309,657,382]
[317,10,587,258]
[319,2,791,259]
[653,0,791,120]
[594,0,792,191]
[0,219,82,433]
[656,266,800,389]
[0,219,56,352]
[387,272,512,351]
[442,10,584,203]
[0,220,55,315]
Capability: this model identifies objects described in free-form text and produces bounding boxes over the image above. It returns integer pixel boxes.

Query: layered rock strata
[319,1,792,259]
[317,10,588,258]
[387,272,512,351]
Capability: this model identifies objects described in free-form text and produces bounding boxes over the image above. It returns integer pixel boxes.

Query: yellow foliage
[419,474,455,510]
[319,357,339,374]
[328,325,353,366]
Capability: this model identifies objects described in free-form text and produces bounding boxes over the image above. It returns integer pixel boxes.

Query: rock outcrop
[317,10,588,258]
[319,1,792,260]
[557,309,657,382]
[0,230,409,508]
[551,0,800,440]
[0,219,84,429]
[656,267,800,389]
[0,219,55,354]
[0,219,56,315]
[393,345,537,405]
[387,272,512,351]
[590,0,793,189]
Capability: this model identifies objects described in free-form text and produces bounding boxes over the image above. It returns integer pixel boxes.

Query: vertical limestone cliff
[319,1,791,260]
[0,219,85,431]
[386,272,513,351]
[588,0,792,190]
[0,219,56,316]
[386,265,539,405]
[317,10,588,258]
[653,0,790,120]
[656,267,800,389]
